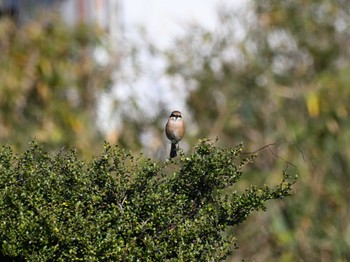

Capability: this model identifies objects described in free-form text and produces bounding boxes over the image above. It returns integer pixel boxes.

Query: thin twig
[293,143,305,161]
[242,140,304,168]
[266,145,296,168]
[242,140,284,155]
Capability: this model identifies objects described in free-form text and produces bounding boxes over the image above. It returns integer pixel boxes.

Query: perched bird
[165,110,185,158]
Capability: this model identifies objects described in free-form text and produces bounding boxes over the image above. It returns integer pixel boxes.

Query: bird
[165,110,185,158]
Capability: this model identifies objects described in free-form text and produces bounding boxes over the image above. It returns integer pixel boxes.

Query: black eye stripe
[171,114,182,118]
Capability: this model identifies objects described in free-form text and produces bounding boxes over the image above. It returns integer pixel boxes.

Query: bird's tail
[170,143,177,158]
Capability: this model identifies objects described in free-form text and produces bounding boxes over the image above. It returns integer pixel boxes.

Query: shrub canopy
[0,141,295,261]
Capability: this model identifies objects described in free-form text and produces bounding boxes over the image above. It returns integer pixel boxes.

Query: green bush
[0,140,296,261]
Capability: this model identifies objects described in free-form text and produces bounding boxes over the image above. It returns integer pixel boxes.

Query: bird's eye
[170,112,182,118]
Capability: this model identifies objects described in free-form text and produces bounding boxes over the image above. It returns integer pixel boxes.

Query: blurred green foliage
[0,141,294,261]
[162,0,350,260]
[0,16,112,155]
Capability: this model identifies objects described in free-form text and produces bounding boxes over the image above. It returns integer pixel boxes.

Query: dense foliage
[0,141,295,261]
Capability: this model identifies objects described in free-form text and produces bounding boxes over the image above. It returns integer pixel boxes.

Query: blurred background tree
[0,15,113,155]
[162,0,350,260]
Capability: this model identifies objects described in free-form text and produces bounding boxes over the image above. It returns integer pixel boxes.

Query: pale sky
[122,0,246,48]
